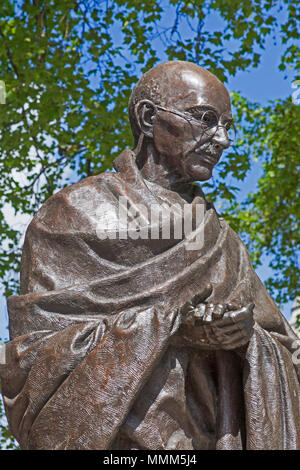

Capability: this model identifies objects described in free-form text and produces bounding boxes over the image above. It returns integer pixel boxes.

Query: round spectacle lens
[200,110,219,128]
[188,109,219,129]
[223,123,236,145]
[187,109,220,142]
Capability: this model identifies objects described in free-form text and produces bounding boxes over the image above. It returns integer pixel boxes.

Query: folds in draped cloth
[1,149,300,449]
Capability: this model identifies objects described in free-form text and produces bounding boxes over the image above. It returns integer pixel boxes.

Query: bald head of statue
[128,61,233,185]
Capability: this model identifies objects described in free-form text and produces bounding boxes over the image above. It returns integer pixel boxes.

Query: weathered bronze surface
[1,61,300,449]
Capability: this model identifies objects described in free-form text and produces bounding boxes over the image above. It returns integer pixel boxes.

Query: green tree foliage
[226,95,300,304]
[0,0,299,448]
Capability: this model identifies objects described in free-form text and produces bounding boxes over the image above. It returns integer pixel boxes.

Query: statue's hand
[177,302,255,350]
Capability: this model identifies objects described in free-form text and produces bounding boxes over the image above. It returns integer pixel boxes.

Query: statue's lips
[194,149,221,166]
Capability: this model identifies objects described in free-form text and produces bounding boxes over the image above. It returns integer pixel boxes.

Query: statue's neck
[135,140,193,198]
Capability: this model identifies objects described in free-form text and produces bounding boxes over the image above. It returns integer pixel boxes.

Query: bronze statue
[1,61,300,450]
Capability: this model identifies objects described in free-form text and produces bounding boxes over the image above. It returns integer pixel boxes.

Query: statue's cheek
[153,114,195,157]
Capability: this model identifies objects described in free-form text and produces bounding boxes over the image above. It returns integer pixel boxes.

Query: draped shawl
[1,149,300,449]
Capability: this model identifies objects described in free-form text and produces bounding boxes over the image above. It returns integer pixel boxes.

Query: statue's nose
[212,126,230,150]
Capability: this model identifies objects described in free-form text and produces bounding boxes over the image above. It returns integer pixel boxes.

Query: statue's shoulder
[26,149,136,233]
[27,169,120,233]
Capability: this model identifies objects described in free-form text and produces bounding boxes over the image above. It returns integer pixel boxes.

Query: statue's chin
[184,158,214,182]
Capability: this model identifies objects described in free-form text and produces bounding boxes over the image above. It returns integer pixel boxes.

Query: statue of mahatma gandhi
[1,61,300,450]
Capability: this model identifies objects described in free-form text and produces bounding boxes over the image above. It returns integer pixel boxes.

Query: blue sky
[0,6,298,340]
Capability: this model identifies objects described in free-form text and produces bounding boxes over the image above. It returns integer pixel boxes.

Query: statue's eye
[198,110,218,127]
[187,108,219,127]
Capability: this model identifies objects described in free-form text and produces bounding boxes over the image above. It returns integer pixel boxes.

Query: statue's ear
[134,100,157,139]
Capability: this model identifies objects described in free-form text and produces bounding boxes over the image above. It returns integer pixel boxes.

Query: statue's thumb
[190,283,213,307]
[177,284,213,316]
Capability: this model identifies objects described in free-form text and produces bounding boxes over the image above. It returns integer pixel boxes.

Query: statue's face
[151,67,233,182]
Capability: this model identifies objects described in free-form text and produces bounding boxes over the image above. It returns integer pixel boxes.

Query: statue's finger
[209,314,238,327]
[178,299,194,316]
[214,316,254,339]
[190,283,213,307]
[193,303,206,320]
[207,308,246,326]
[230,304,254,323]
[226,303,241,311]
[203,303,214,322]
[203,325,220,346]
[236,316,255,333]
[222,303,254,324]
[212,303,226,319]
[212,311,254,331]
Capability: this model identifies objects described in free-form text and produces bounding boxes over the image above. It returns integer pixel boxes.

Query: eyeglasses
[155,104,235,144]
